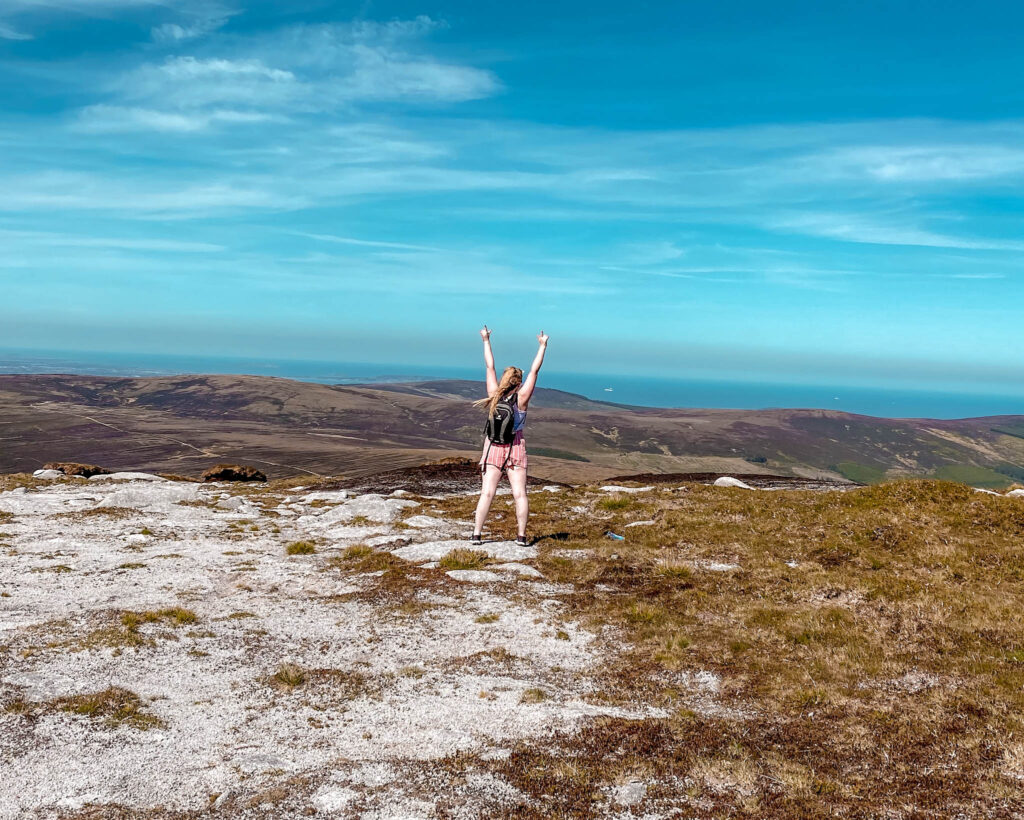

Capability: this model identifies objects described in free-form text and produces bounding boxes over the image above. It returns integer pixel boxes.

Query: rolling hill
[1,374,1023,486]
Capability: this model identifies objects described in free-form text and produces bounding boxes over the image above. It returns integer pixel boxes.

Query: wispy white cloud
[770,212,1024,251]
[151,5,234,43]
[0,171,306,216]
[337,44,498,102]
[0,21,32,39]
[297,232,444,253]
[796,144,1024,183]
[74,104,278,133]
[1,0,236,47]
[78,17,500,134]
[0,228,223,252]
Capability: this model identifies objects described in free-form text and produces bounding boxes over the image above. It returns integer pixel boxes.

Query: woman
[471,325,549,546]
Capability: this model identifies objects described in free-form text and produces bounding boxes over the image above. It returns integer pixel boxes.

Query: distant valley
[2,374,1024,486]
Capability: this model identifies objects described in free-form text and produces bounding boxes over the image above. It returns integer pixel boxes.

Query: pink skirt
[480,431,528,472]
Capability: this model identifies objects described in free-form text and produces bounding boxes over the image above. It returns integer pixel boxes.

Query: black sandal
[515,535,529,547]
[470,533,482,545]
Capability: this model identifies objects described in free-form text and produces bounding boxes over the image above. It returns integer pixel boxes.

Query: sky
[2,0,1024,392]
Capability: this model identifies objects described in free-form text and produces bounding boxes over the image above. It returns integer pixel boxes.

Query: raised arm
[518,331,549,408]
[481,325,498,394]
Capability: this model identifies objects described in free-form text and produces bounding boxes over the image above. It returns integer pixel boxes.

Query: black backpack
[485,397,517,444]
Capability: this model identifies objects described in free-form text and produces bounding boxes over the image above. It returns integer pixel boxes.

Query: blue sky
[2,0,1024,391]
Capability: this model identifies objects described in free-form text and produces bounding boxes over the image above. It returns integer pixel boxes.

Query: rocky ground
[0,473,670,819]
[3,470,1024,819]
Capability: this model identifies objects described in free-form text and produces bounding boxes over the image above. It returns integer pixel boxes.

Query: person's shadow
[531,532,570,545]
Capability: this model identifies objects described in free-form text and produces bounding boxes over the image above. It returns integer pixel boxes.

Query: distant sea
[1,347,1022,420]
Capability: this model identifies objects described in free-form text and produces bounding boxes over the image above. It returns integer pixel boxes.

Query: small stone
[446,570,501,583]
[612,780,647,806]
[312,786,358,813]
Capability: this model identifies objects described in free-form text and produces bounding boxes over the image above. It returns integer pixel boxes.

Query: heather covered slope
[1,473,1023,817]
[2,374,1024,486]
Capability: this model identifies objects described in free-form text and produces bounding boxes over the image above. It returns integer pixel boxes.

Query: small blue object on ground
[605,531,625,541]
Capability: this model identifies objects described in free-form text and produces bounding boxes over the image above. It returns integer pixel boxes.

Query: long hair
[473,366,523,416]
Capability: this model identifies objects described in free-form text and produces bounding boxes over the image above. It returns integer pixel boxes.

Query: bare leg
[474,465,503,536]
[507,465,529,538]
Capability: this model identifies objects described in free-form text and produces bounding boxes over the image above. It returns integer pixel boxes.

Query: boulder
[713,476,755,490]
[32,469,65,480]
[1007,489,1024,498]
[201,464,267,483]
[43,462,111,478]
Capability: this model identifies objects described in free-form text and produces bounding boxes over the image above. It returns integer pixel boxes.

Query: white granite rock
[446,570,501,583]
[713,476,755,489]
[89,472,168,482]
[491,562,544,579]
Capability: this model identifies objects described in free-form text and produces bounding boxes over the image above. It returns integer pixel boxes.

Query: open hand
[537,330,549,346]
[480,325,491,341]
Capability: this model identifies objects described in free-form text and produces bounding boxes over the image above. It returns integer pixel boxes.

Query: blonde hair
[473,366,523,416]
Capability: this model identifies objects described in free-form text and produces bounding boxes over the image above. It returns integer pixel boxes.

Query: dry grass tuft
[56,506,137,520]
[9,687,164,730]
[285,540,316,555]
[268,663,373,699]
[520,687,549,704]
[597,496,633,511]
[55,687,165,730]
[327,544,405,574]
[65,607,201,652]
[439,548,489,570]
[271,663,307,691]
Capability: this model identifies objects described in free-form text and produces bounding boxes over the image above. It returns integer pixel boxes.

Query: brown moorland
[2,373,1024,486]
[421,479,1024,817]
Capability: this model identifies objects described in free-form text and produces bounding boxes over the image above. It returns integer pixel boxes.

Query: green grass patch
[992,424,1024,441]
[932,464,1012,489]
[834,462,887,484]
